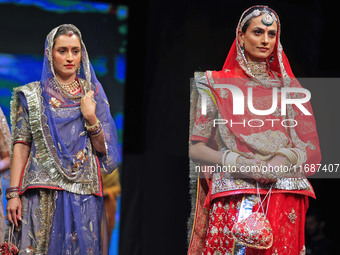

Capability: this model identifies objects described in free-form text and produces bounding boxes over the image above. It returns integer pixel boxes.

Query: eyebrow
[252,27,277,33]
[56,46,81,49]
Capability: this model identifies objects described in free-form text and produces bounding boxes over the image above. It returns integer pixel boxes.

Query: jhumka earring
[269,53,274,63]
[77,67,81,75]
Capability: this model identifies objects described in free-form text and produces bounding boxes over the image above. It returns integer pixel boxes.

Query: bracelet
[90,128,103,137]
[6,187,19,194]
[85,118,103,137]
[224,151,240,168]
[6,192,19,200]
[85,118,100,132]
[88,123,103,137]
[5,187,20,200]
[275,148,298,165]
[290,148,304,168]
[221,150,231,167]
[6,186,19,192]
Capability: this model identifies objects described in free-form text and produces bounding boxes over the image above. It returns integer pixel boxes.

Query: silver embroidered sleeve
[11,93,32,144]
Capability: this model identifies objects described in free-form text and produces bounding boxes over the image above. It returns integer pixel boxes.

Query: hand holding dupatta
[81,90,97,122]
[81,90,106,155]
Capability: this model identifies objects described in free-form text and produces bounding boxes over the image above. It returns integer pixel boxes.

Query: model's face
[52,34,81,82]
[239,15,277,62]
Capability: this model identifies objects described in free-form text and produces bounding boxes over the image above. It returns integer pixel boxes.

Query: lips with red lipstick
[64,64,75,69]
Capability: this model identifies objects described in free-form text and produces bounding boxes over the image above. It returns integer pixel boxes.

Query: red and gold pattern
[0,242,19,255]
[231,212,273,249]
[202,195,242,254]
[49,97,62,108]
[202,194,308,255]
[188,5,321,255]
[0,224,19,255]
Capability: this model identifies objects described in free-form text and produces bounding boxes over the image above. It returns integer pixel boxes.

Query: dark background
[114,0,340,254]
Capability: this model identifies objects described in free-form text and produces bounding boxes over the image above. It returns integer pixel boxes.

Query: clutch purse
[0,224,19,255]
[231,211,273,249]
[231,183,274,249]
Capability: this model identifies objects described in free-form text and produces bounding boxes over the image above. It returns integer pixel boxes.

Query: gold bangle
[85,118,100,132]
[6,192,19,200]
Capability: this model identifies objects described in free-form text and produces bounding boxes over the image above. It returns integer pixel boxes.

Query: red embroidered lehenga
[188,6,321,255]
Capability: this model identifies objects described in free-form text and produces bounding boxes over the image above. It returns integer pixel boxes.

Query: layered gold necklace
[59,80,81,94]
[54,77,82,100]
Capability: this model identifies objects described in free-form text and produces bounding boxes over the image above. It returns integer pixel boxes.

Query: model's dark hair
[241,7,276,33]
[53,25,81,47]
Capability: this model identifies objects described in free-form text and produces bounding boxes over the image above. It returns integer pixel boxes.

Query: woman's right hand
[6,197,22,227]
[7,143,30,227]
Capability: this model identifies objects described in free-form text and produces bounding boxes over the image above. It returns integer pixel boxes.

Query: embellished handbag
[0,224,19,255]
[231,184,274,249]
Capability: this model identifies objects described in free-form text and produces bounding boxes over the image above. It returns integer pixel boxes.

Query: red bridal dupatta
[188,6,321,254]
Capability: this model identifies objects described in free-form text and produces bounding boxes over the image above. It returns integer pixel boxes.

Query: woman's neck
[55,73,76,84]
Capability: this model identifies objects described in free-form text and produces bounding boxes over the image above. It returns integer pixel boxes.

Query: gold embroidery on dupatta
[11,82,101,195]
[36,190,57,254]
[18,190,57,254]
[240,130,289,158]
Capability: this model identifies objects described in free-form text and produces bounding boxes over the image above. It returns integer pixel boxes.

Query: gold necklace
[53,77,82,100]
[247,61,269,78]
[246,61,282,88]
[59,80,80,94]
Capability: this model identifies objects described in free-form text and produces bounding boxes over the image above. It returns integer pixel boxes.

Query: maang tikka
[240,8,277,29]
[261,12,275,26]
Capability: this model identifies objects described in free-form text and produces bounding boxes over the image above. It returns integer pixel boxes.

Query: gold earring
[77,67,80,75]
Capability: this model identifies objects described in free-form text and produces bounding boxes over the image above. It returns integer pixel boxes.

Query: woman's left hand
[81,90,97,124]
[267,154,286,168]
